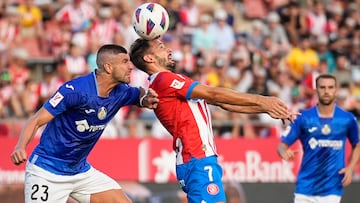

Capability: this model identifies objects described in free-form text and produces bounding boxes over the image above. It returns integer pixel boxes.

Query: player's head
[315,74,338,105]
[96,44,132,84]
[129,38,176,74]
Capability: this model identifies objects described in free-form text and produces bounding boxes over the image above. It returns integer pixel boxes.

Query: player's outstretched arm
[10,107,54,166]
[191,84,294,121]
[339,142,360,186]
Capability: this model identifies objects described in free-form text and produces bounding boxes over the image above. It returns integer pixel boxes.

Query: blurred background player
[277,74,360,203]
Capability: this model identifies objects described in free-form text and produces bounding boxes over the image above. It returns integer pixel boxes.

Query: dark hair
[96,44,127,70]
[129,38,151,72]
[315,74,337,88]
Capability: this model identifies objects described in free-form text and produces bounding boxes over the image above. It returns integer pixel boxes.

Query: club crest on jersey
[170,79,185,89]
[207,183,220,195]
[49,92,64,107]
[321,124,331,135]
[97,107,107,120]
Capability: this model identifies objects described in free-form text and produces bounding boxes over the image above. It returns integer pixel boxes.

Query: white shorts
[294,193,341,203]
[25,162,121,203]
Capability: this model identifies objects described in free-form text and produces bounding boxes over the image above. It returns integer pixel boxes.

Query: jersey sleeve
[154,72,199,100]
[347,114,360,147]
[281,115,302,146]
[43,83,82,117]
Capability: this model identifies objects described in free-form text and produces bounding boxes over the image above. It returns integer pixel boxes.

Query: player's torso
[149,72,217,164]
[295,108,350,195]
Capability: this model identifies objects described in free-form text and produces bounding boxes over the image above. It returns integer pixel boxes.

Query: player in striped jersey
[278,74,360,203]
[130,38,295,203]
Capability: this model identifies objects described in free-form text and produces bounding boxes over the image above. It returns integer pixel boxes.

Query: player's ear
[103,63,113,73]
[143,54,154,63]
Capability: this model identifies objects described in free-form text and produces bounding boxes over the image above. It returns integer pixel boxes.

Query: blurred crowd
[0,0,360,138]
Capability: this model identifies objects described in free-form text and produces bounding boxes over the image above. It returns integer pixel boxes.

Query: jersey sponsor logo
[65,84,74,91]
[170,79,185,89]
[85,109,96,114]
[308,137,343,150]
[49,92,64,107]
[308,127,317,133]
[75,119,106,132]
[97,107,107,120]
[207,183,220,195]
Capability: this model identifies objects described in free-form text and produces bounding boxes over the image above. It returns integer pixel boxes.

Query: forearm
[277,142,289,158]
[217,103,266,114]
[204,86,266,107]
[348,143,360,171]
[15,117,40,149]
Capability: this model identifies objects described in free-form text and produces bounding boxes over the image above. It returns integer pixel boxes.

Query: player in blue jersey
[277,74,360,203]
[10,44,159,203]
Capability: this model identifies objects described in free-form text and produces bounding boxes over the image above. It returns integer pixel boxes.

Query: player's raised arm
[11,107,54,165]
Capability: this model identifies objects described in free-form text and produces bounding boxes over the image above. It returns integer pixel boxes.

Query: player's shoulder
[151,71,189,84]
[59,73,94,94]
[299,106,317,116]
[335,105,356,119]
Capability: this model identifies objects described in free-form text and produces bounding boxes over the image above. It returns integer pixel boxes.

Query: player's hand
[265,97,299,122]
[339,167,353,187]
[11,147,28,166]
[280,149,299,161]
[141,88,159,109]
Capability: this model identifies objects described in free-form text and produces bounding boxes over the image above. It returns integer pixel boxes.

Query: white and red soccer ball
[132,2,170,40]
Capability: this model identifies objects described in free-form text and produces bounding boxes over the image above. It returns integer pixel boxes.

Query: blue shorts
[176,155,226,203]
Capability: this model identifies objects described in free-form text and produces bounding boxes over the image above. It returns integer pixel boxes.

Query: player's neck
[317,103,335,117]
[96,73,115,97]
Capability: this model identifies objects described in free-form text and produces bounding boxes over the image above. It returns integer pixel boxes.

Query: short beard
[157,55,176,72]
[318,98,334,106]
[167,61,176,72]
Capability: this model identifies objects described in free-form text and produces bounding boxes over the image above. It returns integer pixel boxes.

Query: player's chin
[122,76,131,84]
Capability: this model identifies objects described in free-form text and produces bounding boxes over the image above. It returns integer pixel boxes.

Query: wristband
[139,91,147,107]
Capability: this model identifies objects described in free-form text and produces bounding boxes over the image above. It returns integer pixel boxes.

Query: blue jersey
[281,105,359,196]
[29,72,140,175]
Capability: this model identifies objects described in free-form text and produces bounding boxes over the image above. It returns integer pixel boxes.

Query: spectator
[57,43,88,81]
[0,6,21,67]
[0,70,12,118]
[210,8,236,60]
[17,0,45,57]
[55,0,95,33]
[305,1,328,37]
[191,13,216,67]
[265,11,291,53]
[178,0,200,35]
[226,52,253,93]
[332,53,352,87]
[316,34,336,73]
[278,1,307,45]
[117,12,139,50]
[38,64,63,106]
[285,34,319,83]
[7,48,31,118]
[21,79,40,116]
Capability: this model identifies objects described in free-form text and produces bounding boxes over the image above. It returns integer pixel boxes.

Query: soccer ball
[132,2,170,40]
